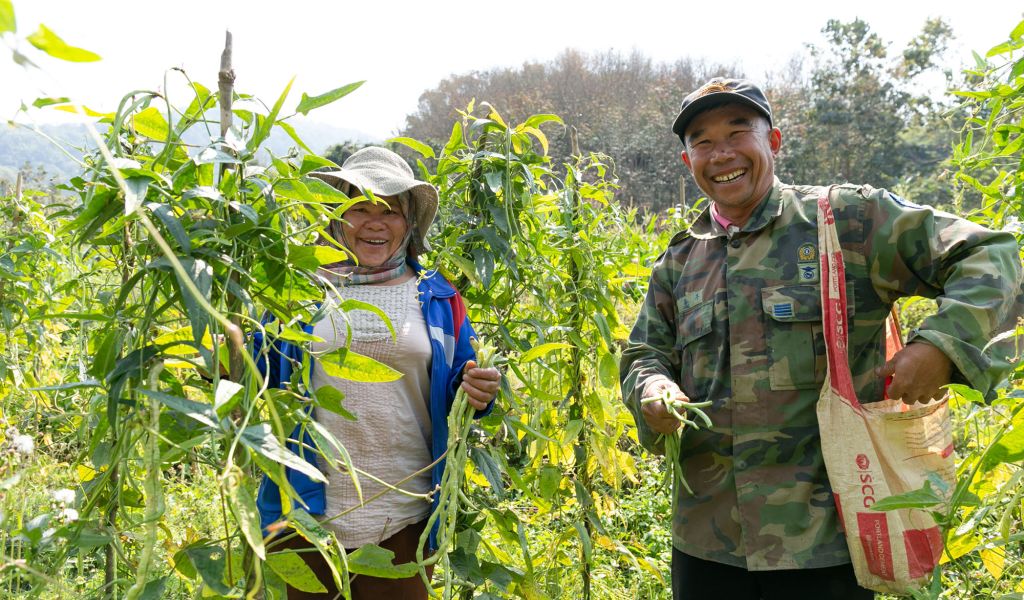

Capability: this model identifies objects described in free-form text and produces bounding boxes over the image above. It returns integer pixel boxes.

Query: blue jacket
[253,260,491,549]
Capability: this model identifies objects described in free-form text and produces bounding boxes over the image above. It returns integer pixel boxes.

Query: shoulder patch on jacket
[888,192,922,209]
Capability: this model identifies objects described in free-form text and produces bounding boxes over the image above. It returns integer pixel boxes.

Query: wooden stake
[218,31,235,140]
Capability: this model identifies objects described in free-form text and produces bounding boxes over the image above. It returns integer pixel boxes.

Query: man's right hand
[640,379,687,435]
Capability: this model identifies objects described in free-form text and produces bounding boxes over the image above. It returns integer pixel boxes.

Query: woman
[255,147,500,599]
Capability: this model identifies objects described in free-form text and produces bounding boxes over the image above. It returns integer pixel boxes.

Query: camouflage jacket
[620,179,1022,570]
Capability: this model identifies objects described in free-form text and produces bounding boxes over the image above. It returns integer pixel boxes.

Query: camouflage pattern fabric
[620,179,1023,570]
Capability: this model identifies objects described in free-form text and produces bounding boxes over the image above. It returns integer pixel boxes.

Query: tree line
[385,18,962,213]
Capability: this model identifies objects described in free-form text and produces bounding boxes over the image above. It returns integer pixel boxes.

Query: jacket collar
[409,259,456,299]
[688,177,784,240]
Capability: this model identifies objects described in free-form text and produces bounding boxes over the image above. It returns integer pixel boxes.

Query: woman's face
[338,195,409,267]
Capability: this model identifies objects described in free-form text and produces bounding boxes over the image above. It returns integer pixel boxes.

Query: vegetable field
[0,4,1022,599]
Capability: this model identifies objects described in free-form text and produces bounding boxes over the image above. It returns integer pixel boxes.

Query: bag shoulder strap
[818,186,860,405]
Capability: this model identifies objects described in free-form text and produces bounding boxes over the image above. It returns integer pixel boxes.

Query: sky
[1,0,1021,141]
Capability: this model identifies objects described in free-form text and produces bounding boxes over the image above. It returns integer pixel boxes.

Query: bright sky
[2,1,1021,140]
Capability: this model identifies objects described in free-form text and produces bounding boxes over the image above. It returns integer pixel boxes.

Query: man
[620,78,1022,599]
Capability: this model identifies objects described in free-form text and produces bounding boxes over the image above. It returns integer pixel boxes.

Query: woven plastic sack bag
[815,189,955,594]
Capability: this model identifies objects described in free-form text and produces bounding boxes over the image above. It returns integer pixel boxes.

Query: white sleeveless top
[310,277,433,547]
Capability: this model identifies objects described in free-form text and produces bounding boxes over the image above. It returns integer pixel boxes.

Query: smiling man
[620,78,1022,599]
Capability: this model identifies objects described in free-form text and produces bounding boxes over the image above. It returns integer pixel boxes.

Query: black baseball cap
[672,77,773,141]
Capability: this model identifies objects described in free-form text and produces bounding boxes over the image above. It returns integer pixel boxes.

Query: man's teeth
[713,169,745,183]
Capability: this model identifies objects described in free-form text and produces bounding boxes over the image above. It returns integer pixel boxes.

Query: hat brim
[671,92,773,140]
[309,169,439,254]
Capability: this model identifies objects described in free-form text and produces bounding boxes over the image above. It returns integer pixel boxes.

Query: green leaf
[984,407,1024,469]
[145,203,191,254]
[183,544,232,595]
[265,551,327,593]
[574,521,593,563]
[338,298,395,340]
[286,510,348,594]
[0,0,15,34]
[224,468,266,560]
[214,380,244,419]
[304,416,362,503]
[276,120,314,154]
[870,478,944,511]
[1012,19,1024,41]
[295,81,365,115]
[386,137,434,159]
[470,446,505,499]
[443,121,464,156]
[347,544,419,579]
[137,388,218,429]
[523,114,563,129]
[538,465,561,501]
[520,342,572,363]
[139,577,168,600]
[249,74,294,152]
[300,154,338,175]
[169,257,212,344]
[275,324,324,344]
[598,351,618,388]
[286,244,349,271]
[312,386,355,421]
[240,424,326,483]
[26,24,100,62]
[31,96,69,108]
[72,528,112,549]
[319,348,402,383]
[29,380,101,392]
[131,107,169,141]
[124,177,150,214]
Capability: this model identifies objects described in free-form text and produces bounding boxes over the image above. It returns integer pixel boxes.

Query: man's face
[681,103,782,226]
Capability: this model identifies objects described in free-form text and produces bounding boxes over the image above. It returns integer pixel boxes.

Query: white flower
[12,435,34,456]
[58,508,79,523]
[52,489,75,505]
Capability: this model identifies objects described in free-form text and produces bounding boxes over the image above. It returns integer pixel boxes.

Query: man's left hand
[461,360,500,411]
[875,342,952,404]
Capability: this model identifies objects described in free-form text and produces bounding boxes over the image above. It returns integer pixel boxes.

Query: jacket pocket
[761,284,830,390]
[675,299,714,399]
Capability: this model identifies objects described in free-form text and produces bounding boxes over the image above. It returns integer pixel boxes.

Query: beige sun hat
[309,146,439,255]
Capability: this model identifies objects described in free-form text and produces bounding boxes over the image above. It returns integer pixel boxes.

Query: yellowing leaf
[980,547,1004,580]
[320,349,401,383]
[26,24,100,62]
[520,342,573,363]
[622,263,652,278]
[132,107,169,141]
[53,104,113,118]
[77,464,101,482]
[520,126,549,155]
[0,0,15,34]
[940,532,980,563]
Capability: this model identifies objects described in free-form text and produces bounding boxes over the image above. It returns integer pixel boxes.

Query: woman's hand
[460,360,500,411]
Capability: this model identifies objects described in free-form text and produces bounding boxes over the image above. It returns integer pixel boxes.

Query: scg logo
[856,453,875,507]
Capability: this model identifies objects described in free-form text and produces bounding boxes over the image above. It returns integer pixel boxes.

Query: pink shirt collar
[710,202,735,231]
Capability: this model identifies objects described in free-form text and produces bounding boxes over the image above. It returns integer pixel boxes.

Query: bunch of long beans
[641,389,712,505]
[416,337,498,597]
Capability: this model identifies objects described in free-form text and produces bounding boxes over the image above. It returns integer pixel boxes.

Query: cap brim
[672,92,772,140]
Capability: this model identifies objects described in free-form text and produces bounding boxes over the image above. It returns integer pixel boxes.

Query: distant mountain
[0,118,378,185]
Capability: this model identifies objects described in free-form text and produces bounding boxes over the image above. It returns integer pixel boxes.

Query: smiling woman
[255,146,502,599]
